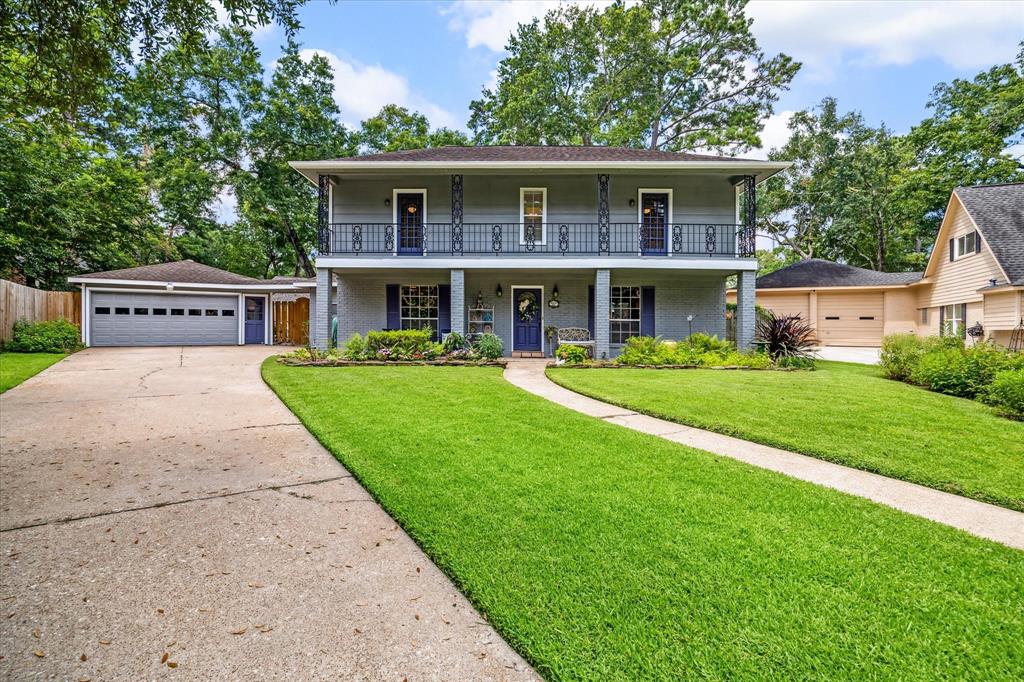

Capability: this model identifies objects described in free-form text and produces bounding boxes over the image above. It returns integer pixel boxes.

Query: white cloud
[747,110,795,160]
[444,0,614,52]
[213,187,237,225]
[297,49,460,129]
[747,1,1024,81]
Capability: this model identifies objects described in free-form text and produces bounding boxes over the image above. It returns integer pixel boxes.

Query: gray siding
[332,269,727,356]
[331,174,737,226]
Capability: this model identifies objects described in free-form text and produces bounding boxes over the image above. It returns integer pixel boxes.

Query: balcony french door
[396,192,424,255]
[640,192,668,255]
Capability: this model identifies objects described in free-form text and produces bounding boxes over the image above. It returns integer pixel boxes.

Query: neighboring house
[728,182,1024,347]
[68,260,313,347]
[290,146,789,357]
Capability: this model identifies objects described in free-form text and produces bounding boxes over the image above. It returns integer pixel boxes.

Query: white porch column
[450,269,465,336]
[313,267,333,349]
[735,270,756,350]
[594,269,611,359]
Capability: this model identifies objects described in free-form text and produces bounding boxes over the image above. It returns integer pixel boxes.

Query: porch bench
[556,327,596,356]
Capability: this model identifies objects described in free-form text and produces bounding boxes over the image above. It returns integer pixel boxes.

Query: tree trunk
[282,220,315,278]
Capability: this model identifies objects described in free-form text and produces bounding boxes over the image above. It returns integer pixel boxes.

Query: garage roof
[68,260,314,290]
[756,259,923,289]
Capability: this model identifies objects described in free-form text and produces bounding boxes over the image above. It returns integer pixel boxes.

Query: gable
[921,198,1006,307]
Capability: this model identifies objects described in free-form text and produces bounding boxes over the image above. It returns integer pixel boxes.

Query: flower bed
[279,330,507,367]
[277,354,505,368]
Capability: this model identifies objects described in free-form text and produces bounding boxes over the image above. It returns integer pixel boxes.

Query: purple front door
[640,192,668,255]
[244,297,264,344]
[396,192,424,255]
[513,288,542,351]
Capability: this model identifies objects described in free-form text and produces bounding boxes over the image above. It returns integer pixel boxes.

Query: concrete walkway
[504,360,1024,550]
[813,346,881,365]
[1,347,536,680]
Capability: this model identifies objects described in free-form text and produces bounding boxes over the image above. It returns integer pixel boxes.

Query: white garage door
[90,293,238,346]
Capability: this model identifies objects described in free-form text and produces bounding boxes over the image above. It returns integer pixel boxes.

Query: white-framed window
[400,285,438,331]
[519,187,546,245]
[941,303,966,338]
[610,286,641,344]
[954,231,978,260]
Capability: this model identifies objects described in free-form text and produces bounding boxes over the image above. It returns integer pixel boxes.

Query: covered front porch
[310,265,757,358]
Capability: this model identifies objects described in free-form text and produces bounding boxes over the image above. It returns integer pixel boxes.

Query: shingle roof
[756,259,923,289]
[74,260,262,285]
[954,182,1024,285]
[329,145,755,163]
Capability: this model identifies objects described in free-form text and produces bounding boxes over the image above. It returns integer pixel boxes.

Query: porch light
[628,198,636,208]
[407,204,417,214]
[495,283,503,298]
[384,198,391,207]
[552,284,559,300]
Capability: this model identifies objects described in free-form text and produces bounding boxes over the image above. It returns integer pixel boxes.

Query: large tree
[469,0,798,151]
[357,105,469,153]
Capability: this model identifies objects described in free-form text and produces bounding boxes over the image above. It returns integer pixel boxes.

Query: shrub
[442,331,466,353]
[755,312,816,361]
[555,344,589,364]
[910,342,1023,399]
[683,332,733,354]
[366,328,434,355]
[616,336,664,365]
[475,333,503,359]
[7,319,81,353]
[342,332,367,359]
[881,333,965,381]
[776,355,815,370]
[981,369,1024,420]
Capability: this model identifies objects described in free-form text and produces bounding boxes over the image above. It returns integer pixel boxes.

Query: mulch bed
[277,357,507,368]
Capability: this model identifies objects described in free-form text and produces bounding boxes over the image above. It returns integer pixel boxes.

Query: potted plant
[545,325,559,357]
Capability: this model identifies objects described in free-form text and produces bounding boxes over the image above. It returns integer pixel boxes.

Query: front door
[244,297,265,344]
[397,192,424,255]
[640,192,669,255]
[513,288,542,351]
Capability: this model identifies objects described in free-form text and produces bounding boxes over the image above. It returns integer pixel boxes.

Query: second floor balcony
[317,221,756,258]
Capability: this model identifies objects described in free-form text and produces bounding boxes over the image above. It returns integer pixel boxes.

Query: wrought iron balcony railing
[318,222,755,258]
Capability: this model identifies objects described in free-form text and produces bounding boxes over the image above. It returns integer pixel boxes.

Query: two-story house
[290,146,789,358]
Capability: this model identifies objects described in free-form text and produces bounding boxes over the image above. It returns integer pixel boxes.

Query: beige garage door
[816,292,884,346]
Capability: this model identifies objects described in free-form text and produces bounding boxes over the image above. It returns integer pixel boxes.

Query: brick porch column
[313,267,333,349]
[450,269,465,336]
[594,269,611,359]
[735,269,756,350]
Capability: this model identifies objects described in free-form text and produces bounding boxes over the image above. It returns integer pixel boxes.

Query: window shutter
[974,231,981,254]
[949,238,955,262]
[385,284,400,330]
[640,286,655,337]
[939,305,945,335]
[587,285,595,338]
[438,284,451,338]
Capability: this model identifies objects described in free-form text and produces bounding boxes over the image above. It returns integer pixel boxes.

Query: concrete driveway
[813,346,881,365]
[0,347,535,680]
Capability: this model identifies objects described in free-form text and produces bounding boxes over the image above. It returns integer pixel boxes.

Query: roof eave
[68,277,311,291]
[289,159,792,186]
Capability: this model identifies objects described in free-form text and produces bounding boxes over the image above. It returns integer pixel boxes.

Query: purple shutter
[438,284,451,338]
[640,287,655,337]
[949,238,954,262]
[587,285,595,338]
[974,231,981,253]
[386,284,400,330]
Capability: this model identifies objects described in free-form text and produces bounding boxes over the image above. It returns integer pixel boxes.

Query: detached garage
[68,260,313,347]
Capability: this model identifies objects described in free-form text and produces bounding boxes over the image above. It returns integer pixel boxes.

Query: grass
[548,361,1024,512]
[263,360,1024,681]
[0,352,65,393]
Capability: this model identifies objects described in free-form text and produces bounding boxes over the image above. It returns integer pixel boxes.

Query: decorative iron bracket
[451,174,463,255]
[597,174,610,254]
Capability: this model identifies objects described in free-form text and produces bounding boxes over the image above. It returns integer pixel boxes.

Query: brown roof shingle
[756,259,922,289]
[328,145,756,163]
[74,260,262,285]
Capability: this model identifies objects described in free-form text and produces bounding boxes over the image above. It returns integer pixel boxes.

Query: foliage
[266,360,1024,678]
[756,247,800,276]
[6,319,82,353]
[881,333,935,381]
[981,369,1024,421]
[356,105,469,153]
[555,344,589,364]
[442,331,467,353]
[342,332,367,360]
[615,334,771,368]
[910,342,1024,399]
[366,328,435,356]
[469,0,798,151]
[0,352,66,393]
[755,311,816,361]
[474,333,504,360]
[548,360,1024,510]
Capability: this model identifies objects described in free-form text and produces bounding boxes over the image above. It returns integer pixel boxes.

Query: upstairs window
[952,231,978,260]
[520,188,546,245]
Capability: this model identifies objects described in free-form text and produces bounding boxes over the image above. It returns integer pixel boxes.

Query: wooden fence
[273,297,309,345]
[0,279,81,343]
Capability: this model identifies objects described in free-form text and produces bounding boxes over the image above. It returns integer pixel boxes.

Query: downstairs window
[400,285,438,331]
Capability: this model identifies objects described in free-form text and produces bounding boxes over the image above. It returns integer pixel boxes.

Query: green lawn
[264,360,1023,681]
[0,352,65,393]
[548,361,1024,512]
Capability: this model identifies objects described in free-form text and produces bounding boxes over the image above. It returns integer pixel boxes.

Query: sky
[246,0,1024,158]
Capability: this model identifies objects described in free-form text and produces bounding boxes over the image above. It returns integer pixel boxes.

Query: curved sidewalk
[504,360,1024,551]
